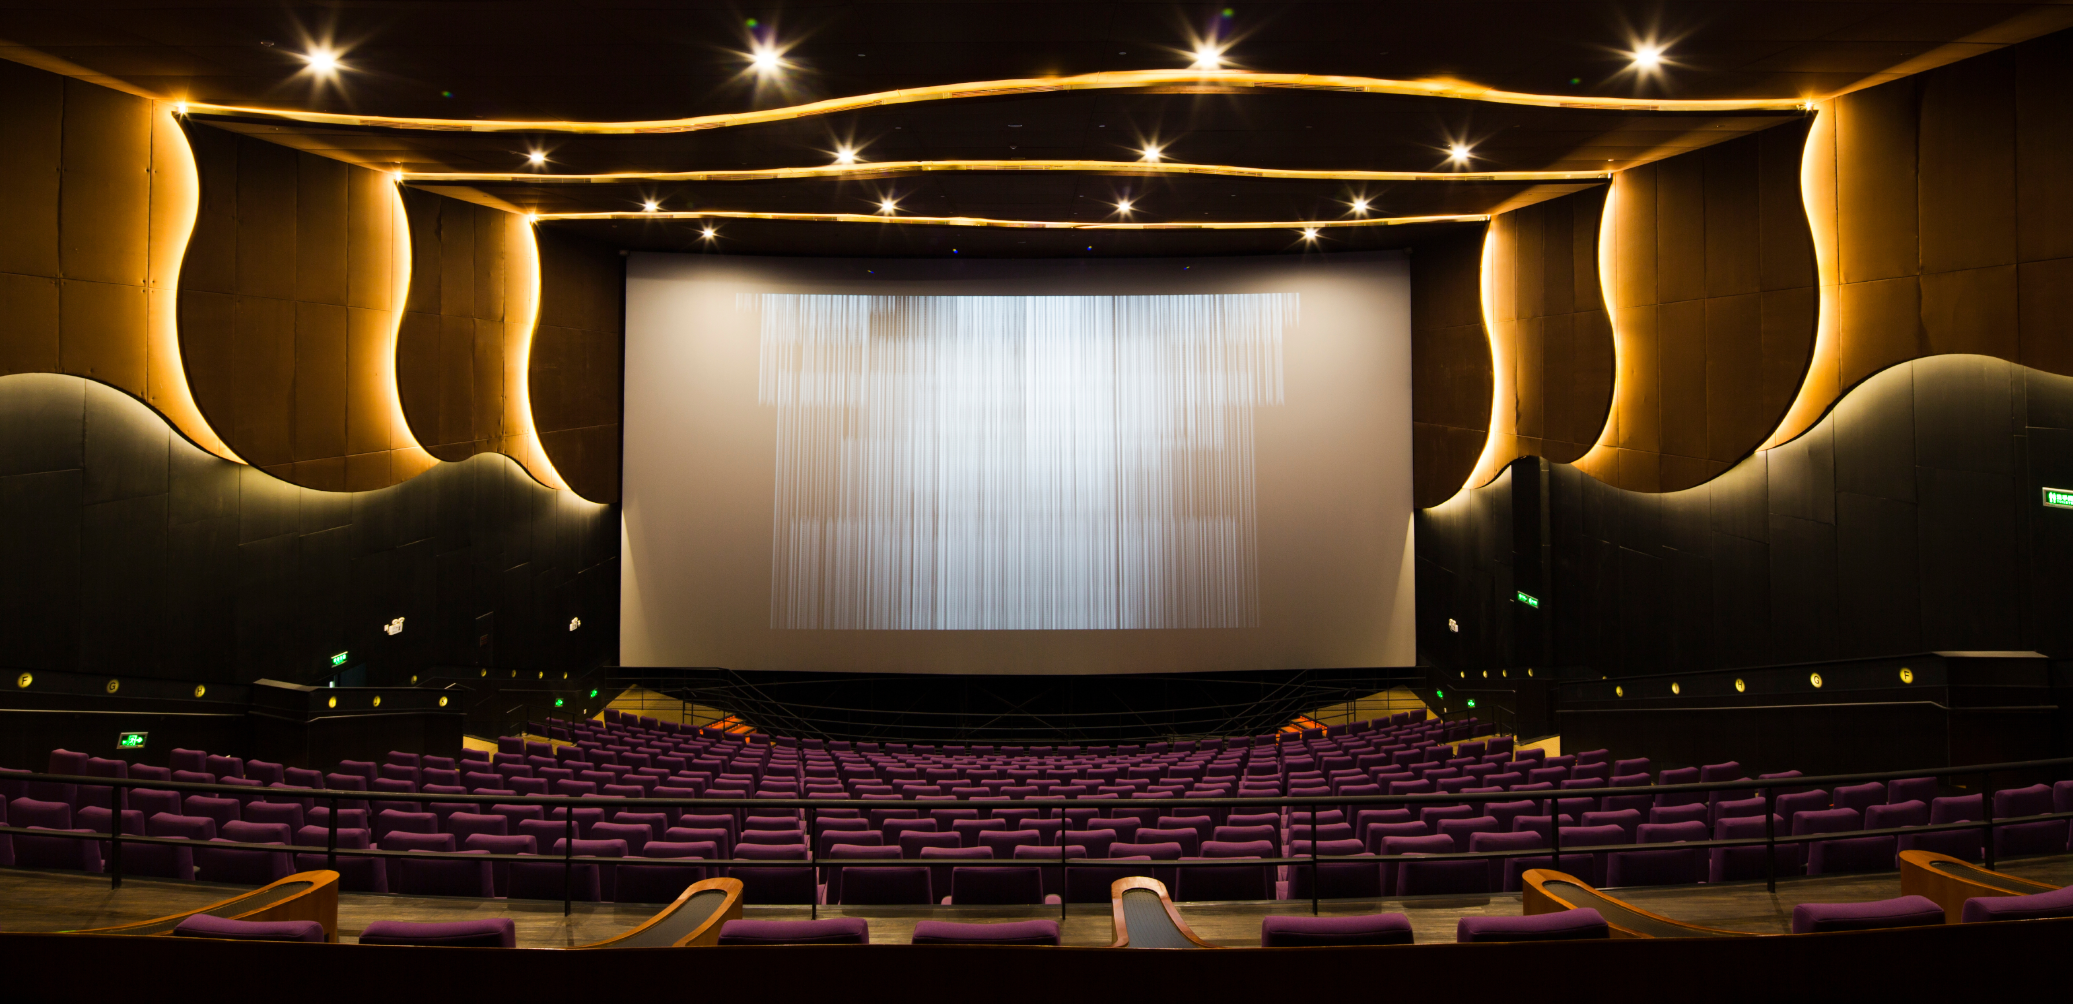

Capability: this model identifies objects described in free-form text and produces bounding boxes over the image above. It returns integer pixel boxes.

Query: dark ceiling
[6,1,2069,256]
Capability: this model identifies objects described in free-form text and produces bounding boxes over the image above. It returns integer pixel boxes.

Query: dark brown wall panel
[1408,224,1492,508]
[533,227,625,504]
[177,121,430,488]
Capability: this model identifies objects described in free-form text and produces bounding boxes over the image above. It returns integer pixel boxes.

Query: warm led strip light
[182,69,1810,135]
[406,160,1613,185]
[532,209,1485,229]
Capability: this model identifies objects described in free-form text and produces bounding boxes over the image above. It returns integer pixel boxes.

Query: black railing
[5,755,2069,922]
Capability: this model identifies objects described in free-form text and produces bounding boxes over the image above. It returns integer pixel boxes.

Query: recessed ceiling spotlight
[1301,227,1320,240]
[642,200,659,212]
[834,147,857,165]
[751,45,782,73]
[526,150,546,166]
[302,47,342,76]
[701,226,717,238]
[1351,197,1369,215]
[1632,43,1665,70]
[879,197,898,214]
[1191,42,1225,70]
[1141,145,1163,163]
[1115,197,1134,214]
[1448,143,1472,163]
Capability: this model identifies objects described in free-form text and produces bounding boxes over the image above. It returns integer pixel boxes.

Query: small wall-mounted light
[410,675,419,684]
[1615,685,1625,697]
[1447,618,1459,633]
[384,616,405,636]
[589,689,600,699]
[1809,672,1824,689]
[438,695,449,707]
[173,102,189,116]
[1899,667,1914,684]
[537,671,544,679]
[327,696,338,709]
[480,668,488,678]
[555,698,566,708]
[1735,678,1746,692]
[569,616,582,632]
[1481,670,1488,679]
[193,684,206,698]
[105,679,120,694]
[1670,682,1681,695]
[372,695,382,707]
[562,671,569,679]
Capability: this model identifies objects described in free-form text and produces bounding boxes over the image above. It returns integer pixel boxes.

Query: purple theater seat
[183,795,242,830]
[1260,913,1414,947]
[1397,857,1491,895]
[173,914,326,943]
[396,849,497,897]
[1992,784,2068,858]
[1468,831,1545,892]
[133,813,209,880]
[195,821,295,886]
[374,809,438,843]
[463,833,535,897]
[1458,908,1609,942]
[77,757,128,810]
[10,797,101,873]
[293,826,386,892]
[730,842,814,904]
[1606,821,1705,887]
[951,865,1044,905]
[1288,839,1380,900]
[1960,884,2073,924]
[1888,777,1937,806]
[508,851,601,902]
[1790,895,1944,934]
[243,801,304,832]
[911,919,1059,946]
[718,918,870,946]
[1648,803,1709,828]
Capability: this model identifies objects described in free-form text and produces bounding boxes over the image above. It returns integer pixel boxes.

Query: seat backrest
[464,833,536,854]
[1469,830,1543,852]
[1865,801,1928,829]
[1791,808,1861,836]
[385,831,457,852]
[1212,824,1276,843]
[1648,804,1708,827]
[1560,824,1628,849]
[553,838,630,857]
[221,820,292,844]
[241,803,304,830]
[1382,834,1455,855]
[1698,761,1742,782]
[1994,783,2053,816]
[1834,782,1887,812]
[148,813,217,840]
[1637,821,1707,844]
[1929,794,1983,824]
[592,821,652,854]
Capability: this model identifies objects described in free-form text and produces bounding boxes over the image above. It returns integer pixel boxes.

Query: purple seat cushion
[717,918,870,945]
[358,919,517,948]
[1960,884,2073,924]
[910,919,1060,946]
[172,914,326,943]
[1457,908,1609,943]
[1790,895,1944,934]
[1260,913,1414,947]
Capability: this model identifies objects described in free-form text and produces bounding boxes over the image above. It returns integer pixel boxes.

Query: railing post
[808,803,818,921]
[563,804,575,917]
[1550,797,1562,873]
[1310,807,1320,917]
[326,794,339,871]
[1763,785,1777,894]
[1980,773,1996,871]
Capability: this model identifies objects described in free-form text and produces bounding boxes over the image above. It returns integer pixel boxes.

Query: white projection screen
[622,251,1415,675]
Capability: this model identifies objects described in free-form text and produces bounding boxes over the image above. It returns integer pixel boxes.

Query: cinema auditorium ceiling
[7,1,2069,258]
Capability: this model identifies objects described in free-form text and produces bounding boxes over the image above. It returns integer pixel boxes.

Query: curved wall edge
[145,103,243,464]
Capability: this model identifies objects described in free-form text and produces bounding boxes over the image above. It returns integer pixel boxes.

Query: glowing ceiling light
[1141,145,1163,163]
[173,102,188,116]
[1190,43,1226,70]
[526,150,547,166]
[879,197,898,214]
[1448,143,1471,163]
[1115,197,1134,214]
[302,48,341,75]
[701,226,717,238]
[1632,43,1665,70]
[1350,197,1369,215]
[642,200,659,212]
[1301,227,1319,240]
[834,147,857,164]
[751,46,782,73]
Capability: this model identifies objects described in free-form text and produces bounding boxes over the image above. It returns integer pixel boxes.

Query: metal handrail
[8,753,2067,919]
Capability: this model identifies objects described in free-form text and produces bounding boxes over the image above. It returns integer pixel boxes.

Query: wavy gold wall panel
[532,228,625,504]
[0,62,234,460]
[394,189,566,490]
[1572,119,1819,491]
[1409,226,1493,508]
[1460,187,1615,494]
[1766,34,2073,448]
[176,122,435,490]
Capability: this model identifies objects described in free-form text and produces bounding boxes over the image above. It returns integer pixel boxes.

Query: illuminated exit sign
[2045,487,2073,510]
[1515,591,1541,609]
[117,731,148,749]
[330,651,350,667]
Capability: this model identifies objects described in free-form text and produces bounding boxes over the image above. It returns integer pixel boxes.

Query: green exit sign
[1516,591,1541,608]
[330,651,350,667]
[117,731,148,749]
[2045,488,2073,510]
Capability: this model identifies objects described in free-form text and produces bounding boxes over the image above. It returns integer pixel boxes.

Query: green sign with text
[2045,487,2073,510]
[117,731,147,749]
[1516,590,1541,608]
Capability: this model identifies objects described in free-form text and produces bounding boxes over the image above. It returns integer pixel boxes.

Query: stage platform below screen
[6,855,2068,947]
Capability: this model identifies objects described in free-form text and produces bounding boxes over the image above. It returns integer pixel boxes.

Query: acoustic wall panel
[1408,226,1493,508]
[531,228,624,504]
